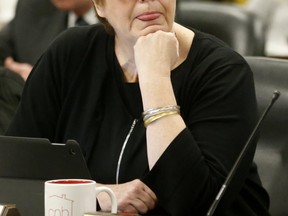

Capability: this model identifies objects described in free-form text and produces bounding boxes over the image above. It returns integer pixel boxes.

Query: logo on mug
[48,194,74,216]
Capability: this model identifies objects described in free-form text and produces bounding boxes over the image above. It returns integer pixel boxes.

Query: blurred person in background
[0,0,97,134]
[0,0,97,81]
[0,67,24,134]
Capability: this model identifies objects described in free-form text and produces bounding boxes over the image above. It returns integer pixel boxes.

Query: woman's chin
[138,25,170,36]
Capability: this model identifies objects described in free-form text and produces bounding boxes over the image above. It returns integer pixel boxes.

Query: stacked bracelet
[142,105,180,127]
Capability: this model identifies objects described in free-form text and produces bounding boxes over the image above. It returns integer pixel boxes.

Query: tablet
[0,135,91,180]
[0,136,92,216]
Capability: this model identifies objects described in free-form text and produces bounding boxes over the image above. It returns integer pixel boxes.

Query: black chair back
[245,56,288,216]
[177,2,266,56]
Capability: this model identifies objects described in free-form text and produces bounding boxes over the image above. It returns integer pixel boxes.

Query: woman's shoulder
[47,24,110,53]
[31,24,112,80]
[176,28,252,83]
[60,24,108,39]
[192,29,247,65]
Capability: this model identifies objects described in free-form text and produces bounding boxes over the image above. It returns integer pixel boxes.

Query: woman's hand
[96,179,157,214]
[134,30,179,81]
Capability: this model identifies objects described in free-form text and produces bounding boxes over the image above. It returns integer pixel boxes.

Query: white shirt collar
[67,8,98,27]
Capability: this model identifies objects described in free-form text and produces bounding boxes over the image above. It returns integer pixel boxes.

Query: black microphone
[206,90,281,216]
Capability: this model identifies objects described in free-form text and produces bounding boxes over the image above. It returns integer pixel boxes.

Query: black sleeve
[143,51,259,215]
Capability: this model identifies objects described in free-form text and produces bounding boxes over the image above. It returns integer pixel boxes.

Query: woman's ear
[92,0,105,18]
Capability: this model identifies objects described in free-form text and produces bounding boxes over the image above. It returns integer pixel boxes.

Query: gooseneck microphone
[206,90,281,216]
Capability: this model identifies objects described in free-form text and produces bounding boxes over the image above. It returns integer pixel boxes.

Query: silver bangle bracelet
[142,105,180,122]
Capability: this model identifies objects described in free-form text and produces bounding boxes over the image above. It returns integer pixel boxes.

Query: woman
[6,0,270,215]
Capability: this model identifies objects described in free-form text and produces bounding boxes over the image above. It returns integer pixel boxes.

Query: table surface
[0,178,44,216]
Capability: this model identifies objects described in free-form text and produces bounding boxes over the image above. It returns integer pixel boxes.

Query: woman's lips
[137,12,161,21]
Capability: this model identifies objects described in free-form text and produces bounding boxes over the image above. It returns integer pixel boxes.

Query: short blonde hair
[92,0,115,35]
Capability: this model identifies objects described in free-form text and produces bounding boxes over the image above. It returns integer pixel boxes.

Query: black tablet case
[0,136,92,216]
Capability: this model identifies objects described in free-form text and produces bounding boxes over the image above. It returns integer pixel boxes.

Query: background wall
[0,0,17,29]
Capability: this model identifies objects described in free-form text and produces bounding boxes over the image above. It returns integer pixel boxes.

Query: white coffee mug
[45,179,117,216]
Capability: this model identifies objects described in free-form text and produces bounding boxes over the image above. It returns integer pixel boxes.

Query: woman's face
[95,0,176,42]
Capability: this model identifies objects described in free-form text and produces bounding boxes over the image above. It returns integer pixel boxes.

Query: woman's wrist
[139,76,176,108]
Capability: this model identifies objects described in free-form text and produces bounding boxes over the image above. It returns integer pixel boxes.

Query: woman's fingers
[96,179,157,214]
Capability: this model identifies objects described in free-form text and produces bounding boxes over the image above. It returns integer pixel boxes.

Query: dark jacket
[0,67,24,134]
